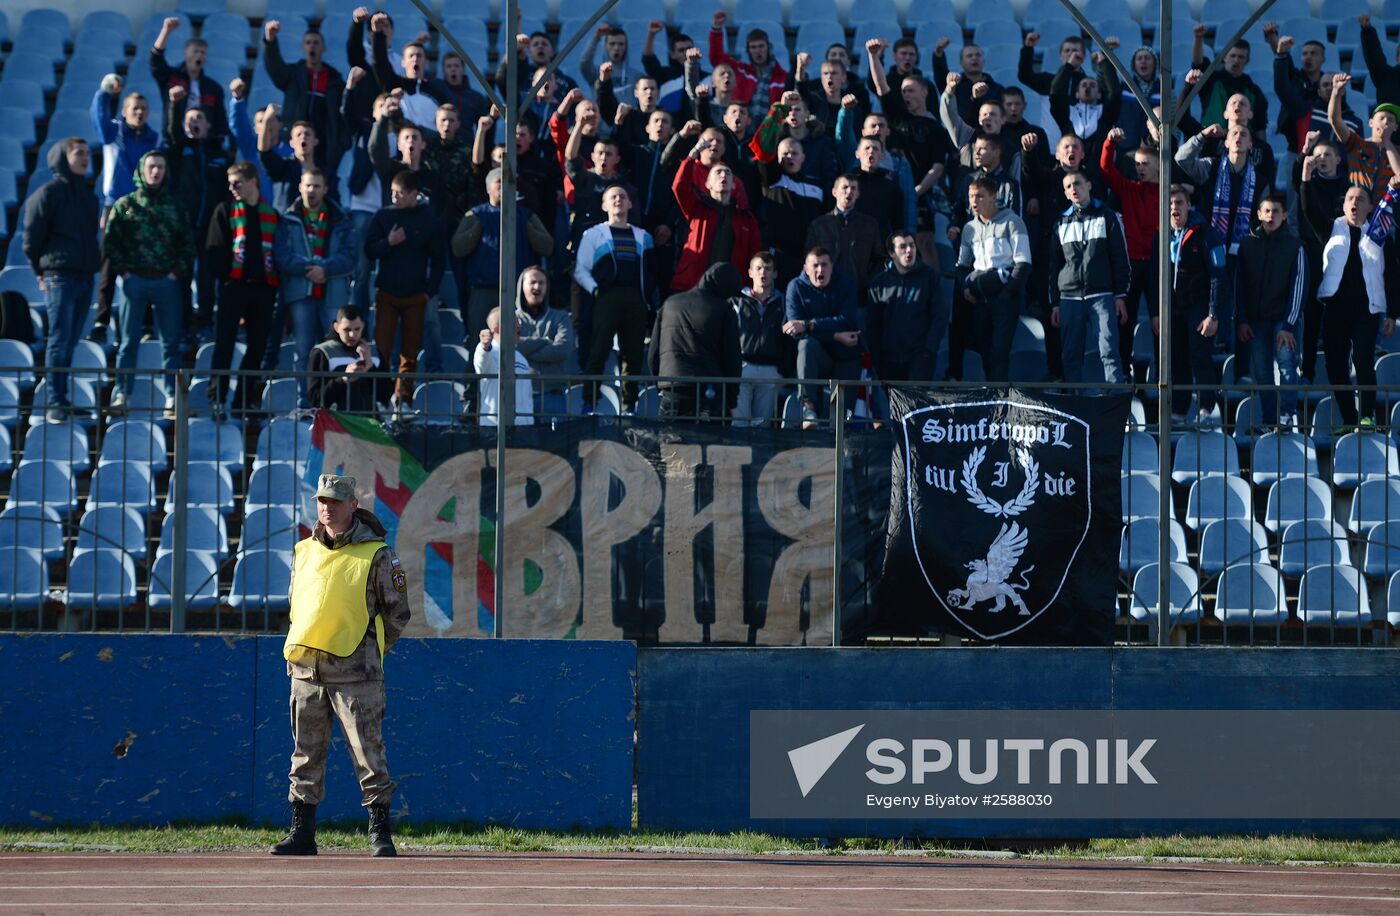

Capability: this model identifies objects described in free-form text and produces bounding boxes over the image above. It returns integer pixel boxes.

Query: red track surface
[0,851,1396,914]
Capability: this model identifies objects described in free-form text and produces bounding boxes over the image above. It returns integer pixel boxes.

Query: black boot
[368,804,397,857]
[270,800,318,855]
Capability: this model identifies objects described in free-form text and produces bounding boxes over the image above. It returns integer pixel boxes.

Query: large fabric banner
[305,411,893,645]
[877,388,1130,646]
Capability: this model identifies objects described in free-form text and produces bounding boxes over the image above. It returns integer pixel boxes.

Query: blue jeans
[288,297,339,407]
[42,271,95,404]
[1246,320,1301,422]
[349,209,375,312]
[1058,294,1123,385]
[117,274,183,398]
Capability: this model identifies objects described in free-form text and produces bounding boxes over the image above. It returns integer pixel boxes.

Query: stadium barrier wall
[636,647,1400,838]
[0,635,636,828]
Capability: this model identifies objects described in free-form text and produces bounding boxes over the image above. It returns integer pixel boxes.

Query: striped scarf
[230,198,280,286]
[1210,156,1255,254]
[1368,184,1398,246]
[302,205,329,299]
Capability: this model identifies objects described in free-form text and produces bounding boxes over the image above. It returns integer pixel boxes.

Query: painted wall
[0,635,635,828]
[636,648,1400,838]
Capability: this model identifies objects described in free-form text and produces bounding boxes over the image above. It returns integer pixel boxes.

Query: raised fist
[1104,35,1120,50]
[561,87,585,109]
[712,10,728,28]
[477,115,495,132]
[1194,23,1209,39]
[516,33,530,50]
[229,77,247,99]
[935,36,951,54]
[1360,13,1372,29]
[1261,20,1278,34]
[841,93,859,110]
[169,84,187,102]
[370,12,390,33]
[1092,50,1105,65]
[971,80,989,99]
[1201,123,1225,139]
[1025,32,1040,48]
[695,83,711,99]
[866,38,888,56]
[264,19,280,41]
[781,89,803,107]
[1185,68,1203,85]
[595,24,611,39]
[796,51,811,71]
[615,102,633,125]
[648,20,665,35]
[680,119,704,137]
[102,73,123,96]
[353,7,370,23]
[1303,129,1321,150]
[1332,72,1352,92]
[1106,127,1125,143]
[1021,132,1038,152]
[600,61,614,82]
[162,17,182,32]
[1276,35,1294,54]
[945,71,962,92]
[346,66,367,88]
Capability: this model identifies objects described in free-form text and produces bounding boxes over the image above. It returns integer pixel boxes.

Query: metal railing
[0,363,1394,648]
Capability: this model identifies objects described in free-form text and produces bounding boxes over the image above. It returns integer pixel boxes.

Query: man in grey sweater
[514,266,577,414]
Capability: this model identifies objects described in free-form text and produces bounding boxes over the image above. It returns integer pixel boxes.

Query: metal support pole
[170,370,189,633]
[1156,8,1175,647]
[831,382,845,647]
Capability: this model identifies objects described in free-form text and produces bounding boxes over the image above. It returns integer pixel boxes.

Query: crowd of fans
[17,8,1400,429]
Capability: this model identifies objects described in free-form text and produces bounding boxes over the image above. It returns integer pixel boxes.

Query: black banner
[876,388,1129,646]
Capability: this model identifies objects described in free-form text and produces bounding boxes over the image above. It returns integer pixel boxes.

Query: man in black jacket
[1051,171,1131,385]
[23,139,102,422]
[867,231,946,384]
[729,252,793,426]
[165,86,230,337]
[806,175,884,298]
[649,262,744,420]
[1237,193,1307,424]
[262,19,346,168]
[150,17,227,137]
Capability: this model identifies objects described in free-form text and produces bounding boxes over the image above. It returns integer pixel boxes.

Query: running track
[0,851,1396,914]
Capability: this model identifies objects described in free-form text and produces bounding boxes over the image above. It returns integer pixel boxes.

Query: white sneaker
[108,391,127,415]
[801,402,818,430]
[163,395,176,421]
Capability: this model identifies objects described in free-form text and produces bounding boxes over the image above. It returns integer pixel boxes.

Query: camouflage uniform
[285,508,412,808]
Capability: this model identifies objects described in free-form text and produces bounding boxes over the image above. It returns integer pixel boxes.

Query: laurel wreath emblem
[960,446,1039,518]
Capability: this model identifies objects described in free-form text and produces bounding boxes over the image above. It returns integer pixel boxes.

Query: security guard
[271,474,412,857]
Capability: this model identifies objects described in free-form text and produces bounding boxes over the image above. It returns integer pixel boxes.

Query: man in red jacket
[672,134,762,290]
[709,10,787,122]
[1101,127,1160,381]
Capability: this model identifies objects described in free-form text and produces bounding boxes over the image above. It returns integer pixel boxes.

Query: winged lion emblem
[946,522,1036,615]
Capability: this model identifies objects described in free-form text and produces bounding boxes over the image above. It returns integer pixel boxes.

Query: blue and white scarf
[1211,156,1255,253]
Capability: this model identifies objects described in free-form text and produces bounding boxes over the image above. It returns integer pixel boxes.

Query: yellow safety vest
[285,538,386,660]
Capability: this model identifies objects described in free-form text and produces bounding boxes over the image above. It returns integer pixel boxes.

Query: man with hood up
[1117,46,1162,152]
[102,150,198,417]
[513,265,577,412]
[272,473,412,859]
[649,262,744,419]
[22,138,102,423]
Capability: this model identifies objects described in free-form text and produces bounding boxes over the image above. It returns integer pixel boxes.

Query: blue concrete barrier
[0,636,635,829]
[636,648,1400,838]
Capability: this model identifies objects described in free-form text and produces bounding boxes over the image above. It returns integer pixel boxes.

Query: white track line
[0,905,1382,915]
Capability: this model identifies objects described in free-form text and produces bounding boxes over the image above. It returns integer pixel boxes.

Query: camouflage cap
[315,474,357,501]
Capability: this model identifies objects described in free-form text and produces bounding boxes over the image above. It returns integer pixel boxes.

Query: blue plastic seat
[1264,475,1332,532]
[0,80,44,119]
[0,506,65,561]
[0,109,36,149]
[246,463,307,513]
[30,380,101,429]
[86,462,155,515]
[75,506,147,561]
[1129,562,1201,624]
[1347,478,1400,534]
[1363,520,1400,580]
[159,507,229,559]
[633,386,661,418]
[1279,520,1348,578]
[1299,564,1371,626]
[9,459,77,513]
[201,11,250,44]
[1309,396,1344,448]
[80,11,132,38]
[241,506,301,554]
[414,380,465,425]
[1122,473,1164,523]
[1172,430,1240,484]
[0,138,25,174]
[0,166,17,207]
[0,546,50,609]
[45,108,104,152]
[2,56,57,94]
[167,462,236,516]
[439,344,471,376]
[72,28,129,68]
[844,0,900,27]
[1122,430,1158,475]
[1119,518,1187,574]
[1331,431,1399,489]
[795,22,847,56]
[98,420,168,473]
[228,549,292,612]
[1214,563,1287,625]
[148,550,221,611]
[252,417,314,471]
[20,421,89,473]
[0,338,36,391]
[259,378,300,415]
[1184,473,1252,531]
[177,0,230,20]
[67,547,137,610]
[1250,432,1318,487]
[15,25,68,66]
[21,8,70,35]
[186,418,245,476]
[0,379,22,429]
[1197,518,1269,576]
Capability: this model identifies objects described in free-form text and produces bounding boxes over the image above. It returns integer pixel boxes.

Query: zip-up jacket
[91,89,160,207]
[103,153,198,276]
[516,276,578,388]
[671,156,763,290]
[866,261,946,373]
[1050,200,1131,305]
[573,221,655,301]
[262,38,347,167]
[784,269,858,344]
[955,207,1033,292]
[730,287,793,370]
[1147,212,1227,319]
[1235,225,1307,330]
[708,27,787,107]
[1099,136,1158,261]
[164,94,231,230]
[149,51,227,139]
[363,203,446,297]
[22,142,102,276]
[274,199,358,306]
